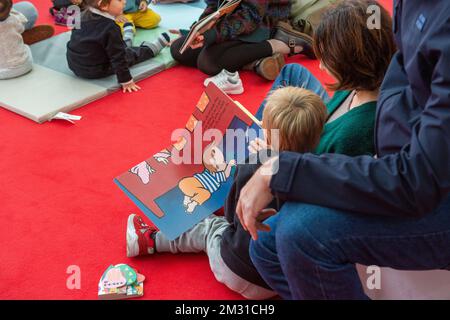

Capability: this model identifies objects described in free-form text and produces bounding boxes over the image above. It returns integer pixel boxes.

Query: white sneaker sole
[224,87,244,95]
[126,214,140,258]
[204,74,240,88]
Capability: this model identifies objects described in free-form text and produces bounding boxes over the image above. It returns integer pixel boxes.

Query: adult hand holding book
[179,0,242,54]
[189,16,219,49]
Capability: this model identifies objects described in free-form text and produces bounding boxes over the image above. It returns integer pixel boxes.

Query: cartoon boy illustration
[179,143,236,213]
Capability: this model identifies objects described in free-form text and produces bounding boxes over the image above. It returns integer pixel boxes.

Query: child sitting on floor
[66,0,169,93]
[0,0,33,80]
[125,87,328,299]
[116,0,161,47]
[50,0,86,27]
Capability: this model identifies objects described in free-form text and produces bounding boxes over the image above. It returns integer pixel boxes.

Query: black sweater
[67,12,132,83]
[220,151,281,290]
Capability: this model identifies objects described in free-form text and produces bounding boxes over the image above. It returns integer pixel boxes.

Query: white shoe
[204,69,240,87]
[204,73,244,95]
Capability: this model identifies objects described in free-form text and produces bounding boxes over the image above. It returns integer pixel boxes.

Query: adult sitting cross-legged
[236,0,450,300]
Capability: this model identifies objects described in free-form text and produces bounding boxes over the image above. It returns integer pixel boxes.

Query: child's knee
[149,10,161,27]
[139,10,161,29]
[178,178,190,193]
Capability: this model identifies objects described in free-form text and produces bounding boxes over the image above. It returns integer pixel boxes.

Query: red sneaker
[126,214,157,258]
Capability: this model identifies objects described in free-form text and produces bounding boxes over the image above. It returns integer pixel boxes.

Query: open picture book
[114,82,261,240]
[179,0,242,54]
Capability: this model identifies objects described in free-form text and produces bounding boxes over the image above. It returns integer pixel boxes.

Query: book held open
[179,0,242,54]
[114,83,261,240]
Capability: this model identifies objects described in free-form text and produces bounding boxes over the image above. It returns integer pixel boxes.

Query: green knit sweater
[315,91,377,156]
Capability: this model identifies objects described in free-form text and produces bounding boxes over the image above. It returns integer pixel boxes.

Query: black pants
[170,36,273,75]
[69,46,155,80]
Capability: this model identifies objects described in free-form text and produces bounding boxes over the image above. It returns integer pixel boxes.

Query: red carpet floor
[0,0,391,299]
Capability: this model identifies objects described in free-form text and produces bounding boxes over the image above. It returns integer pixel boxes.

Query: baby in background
[66,0,170,93]
[0,0,33,80]
[116,0,161,47]
[125,87,328,299]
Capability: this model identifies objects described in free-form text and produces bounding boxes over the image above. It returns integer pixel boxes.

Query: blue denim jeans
[254,63,330,121]
[12,1,38,30]
[249,196,450,300]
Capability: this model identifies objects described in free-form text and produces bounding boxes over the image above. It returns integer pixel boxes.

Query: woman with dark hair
[237,0,450,300]
[246,0,397,298]
[170,0,315,81]
[255,0,396,157]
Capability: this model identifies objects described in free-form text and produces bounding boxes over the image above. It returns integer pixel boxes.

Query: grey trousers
[156,215,276,300]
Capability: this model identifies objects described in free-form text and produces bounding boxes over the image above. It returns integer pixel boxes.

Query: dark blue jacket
[271,0,450,217]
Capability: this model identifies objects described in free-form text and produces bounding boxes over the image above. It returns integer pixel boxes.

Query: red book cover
[114,83,261,240]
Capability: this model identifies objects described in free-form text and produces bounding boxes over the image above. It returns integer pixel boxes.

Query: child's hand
[168,29,182,45]
[248,138,269,154]
[122,81,141,93]
[116,15,129,24]
[139,1,148,11]
[228,159,237,167]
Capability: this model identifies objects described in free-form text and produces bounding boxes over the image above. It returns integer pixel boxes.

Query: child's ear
[97,0,106,9]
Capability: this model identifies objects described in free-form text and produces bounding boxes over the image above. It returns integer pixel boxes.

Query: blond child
[125,87,327,299]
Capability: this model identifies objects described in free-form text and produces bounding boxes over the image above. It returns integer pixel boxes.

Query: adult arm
[271,23,450,218]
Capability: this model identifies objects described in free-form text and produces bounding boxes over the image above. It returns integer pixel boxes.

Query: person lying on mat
[115,0,161,47]
[125,87,328,300]
[237,0,450,300]
[169,0,314,81]
[66,0,170,93]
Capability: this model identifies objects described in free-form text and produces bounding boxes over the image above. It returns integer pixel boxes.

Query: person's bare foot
[22,25,55,45]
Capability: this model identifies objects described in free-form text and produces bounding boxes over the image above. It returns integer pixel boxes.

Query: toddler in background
[50,0,86,26]
[0,0,33,80]
[66,0,170,93]
[116,0,161,47]
[125,87,328,299]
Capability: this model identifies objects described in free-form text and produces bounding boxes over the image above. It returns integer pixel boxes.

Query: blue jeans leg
[12,1,38,30]
[254,63,330,121]
[250,196,450,299]
[249,213,294,299]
